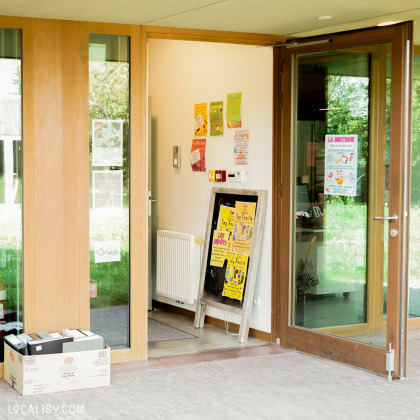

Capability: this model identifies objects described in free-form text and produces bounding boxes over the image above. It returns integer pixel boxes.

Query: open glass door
[277,23,412,377]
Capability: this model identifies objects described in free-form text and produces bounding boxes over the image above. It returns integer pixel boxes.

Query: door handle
[373,214,398,222]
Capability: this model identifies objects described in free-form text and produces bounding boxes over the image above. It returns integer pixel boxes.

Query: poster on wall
[227,92,242,128]
[231,201,256,256]
[234,129,249,165]
[210,101,224,136]
[92,119,123,166]
[92,170,123,209]
[194,103,208,136]
[94,240,121,263]
[324,134,358,196]
[190,139,206,172]
[210,230,229,267]
[222,253,249,301]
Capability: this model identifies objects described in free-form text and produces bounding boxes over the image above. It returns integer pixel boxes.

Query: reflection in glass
[89,34,130,349]
[0,28,23,362]
[409,54,420,318]
[291,47,390,347]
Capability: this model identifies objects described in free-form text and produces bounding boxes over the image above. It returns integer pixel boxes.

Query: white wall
[148,39,273,333]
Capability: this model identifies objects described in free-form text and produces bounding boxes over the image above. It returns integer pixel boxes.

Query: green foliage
[411,79,420,206]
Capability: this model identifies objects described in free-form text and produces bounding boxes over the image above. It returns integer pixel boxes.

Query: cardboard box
[4,343,110,396]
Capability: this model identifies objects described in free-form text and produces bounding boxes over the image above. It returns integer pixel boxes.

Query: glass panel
[292,45,390,347]
[409,53,420,318]
[89,34,130,350]
[0,28,23,362]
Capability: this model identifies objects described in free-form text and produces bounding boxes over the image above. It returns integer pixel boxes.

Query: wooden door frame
[273,23,412,377]
[78,22,146,363]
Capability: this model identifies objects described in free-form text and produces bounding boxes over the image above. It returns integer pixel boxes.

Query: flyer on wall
[94,240,121,263]
[226,92,242,128]
[324,134,358,196]
[222,253,249,301]
[230,201,256,256]
[194,103,208,136]
[210,230,229,267]
[92,119,123,166]
[209,101,224,136]
[92,170,123,209]
[234,129,249,165]
[190,139,206,172]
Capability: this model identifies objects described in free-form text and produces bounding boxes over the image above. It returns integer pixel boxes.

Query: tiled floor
[147,309,268,358]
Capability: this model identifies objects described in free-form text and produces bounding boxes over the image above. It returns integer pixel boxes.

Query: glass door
[278,23,412,377]
[89,34,131,350]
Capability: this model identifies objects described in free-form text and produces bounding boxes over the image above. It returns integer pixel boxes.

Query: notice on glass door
[92,119,123,167]
[92,170,123,209]
[324,134,358,196]
[94,240,121,263]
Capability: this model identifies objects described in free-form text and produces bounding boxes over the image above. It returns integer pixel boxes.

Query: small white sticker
[36,345,42,352]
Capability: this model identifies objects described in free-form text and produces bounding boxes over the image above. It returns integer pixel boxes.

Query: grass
[323,199,367,285]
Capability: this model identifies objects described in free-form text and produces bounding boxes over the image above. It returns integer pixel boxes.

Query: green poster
[210,101,224,136]
[227,92,242,128]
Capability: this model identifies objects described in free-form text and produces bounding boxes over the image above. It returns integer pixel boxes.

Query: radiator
[156,230,202,304]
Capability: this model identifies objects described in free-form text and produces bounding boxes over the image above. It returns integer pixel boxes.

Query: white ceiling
[1,0,419,44]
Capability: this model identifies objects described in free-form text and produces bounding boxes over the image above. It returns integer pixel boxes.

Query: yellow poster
[217,205,235,232]
[222,253,249,301]
[230,201,256,256]
[210,230,229,267]
[194,103,208,137]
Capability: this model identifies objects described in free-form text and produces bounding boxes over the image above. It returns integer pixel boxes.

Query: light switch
[173,146,181,168]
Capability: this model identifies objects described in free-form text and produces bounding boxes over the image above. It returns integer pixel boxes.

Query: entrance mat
[148,318,198,343]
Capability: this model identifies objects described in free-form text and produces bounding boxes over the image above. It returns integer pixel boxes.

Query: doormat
[148,318,198,343]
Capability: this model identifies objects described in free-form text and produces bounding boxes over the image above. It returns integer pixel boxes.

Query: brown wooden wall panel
[29,19,82,331]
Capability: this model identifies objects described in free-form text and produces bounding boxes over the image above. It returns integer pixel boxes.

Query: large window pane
[89,34,130,350]
[0,28,23,362]
[409,54,420,318]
